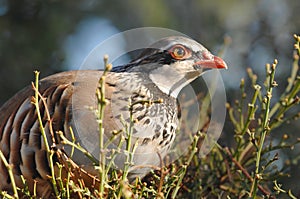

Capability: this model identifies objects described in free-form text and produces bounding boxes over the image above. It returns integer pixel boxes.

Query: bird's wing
[0,70,111,196]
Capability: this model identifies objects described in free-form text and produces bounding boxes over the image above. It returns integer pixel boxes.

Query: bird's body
[0,36,227,197]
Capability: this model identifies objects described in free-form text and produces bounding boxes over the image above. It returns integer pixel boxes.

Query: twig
[251,60,277,197]
[96,55,112,197]
[0,150,18,198]
[224,147,274,198]
[171,132,200,198]
[31,71,59,196]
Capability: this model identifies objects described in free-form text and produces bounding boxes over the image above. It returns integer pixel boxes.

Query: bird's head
[113,36,227,97]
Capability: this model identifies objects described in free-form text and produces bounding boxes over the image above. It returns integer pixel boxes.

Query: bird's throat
[149,65,200,98]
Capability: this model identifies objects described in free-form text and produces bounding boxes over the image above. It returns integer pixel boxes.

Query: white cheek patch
[171,60,194,73]
[149,61,198,98]
[149,64,184,97]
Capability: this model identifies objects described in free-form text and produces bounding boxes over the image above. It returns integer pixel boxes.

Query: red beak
[194,55,228,69]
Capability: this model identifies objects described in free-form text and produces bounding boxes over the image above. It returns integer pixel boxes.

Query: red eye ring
[169,45,191,60]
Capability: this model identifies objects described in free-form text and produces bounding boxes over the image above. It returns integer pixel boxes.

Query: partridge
[0,36,227,197]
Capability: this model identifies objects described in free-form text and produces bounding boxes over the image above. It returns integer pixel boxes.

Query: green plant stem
[32,71,50,153]
[122,101,134,180]
[117,100,137,199]
[32,71,59,197]
[235,84,261,159]
[224,147,274,198]
[228,105,241,132]
[269,36,299,119]
[250,61,277,197]
[171,132,200,199]
[0,150,19,198]
[58,131,98,163]
[96,55,111,198]
[67,127,75,199]
[270,78,300,129]
[239,78,245,128]
[241,85,261,135]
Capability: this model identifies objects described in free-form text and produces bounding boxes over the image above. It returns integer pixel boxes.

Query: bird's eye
[169,45,190,60]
